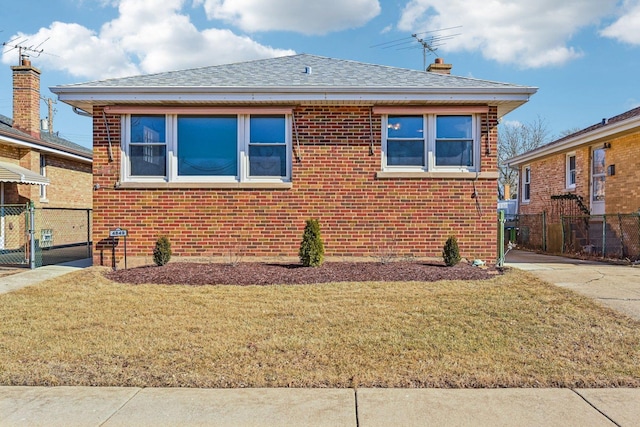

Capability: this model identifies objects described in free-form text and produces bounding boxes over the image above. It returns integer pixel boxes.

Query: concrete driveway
[505,250,640,321]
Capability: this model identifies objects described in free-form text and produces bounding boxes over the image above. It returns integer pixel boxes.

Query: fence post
[28,202,35,270]
[87,209,92,259]
[601,215,605,257]
[497,210,505,267]
[560,215,565,254]
[618,213,625,258]
[542,211,547,252]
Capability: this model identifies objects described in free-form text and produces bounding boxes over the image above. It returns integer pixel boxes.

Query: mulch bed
[106,261,501,285]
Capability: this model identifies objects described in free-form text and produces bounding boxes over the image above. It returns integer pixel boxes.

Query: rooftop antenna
[2,37,49,64]
[412,34,438,71]
[371,26,461,70]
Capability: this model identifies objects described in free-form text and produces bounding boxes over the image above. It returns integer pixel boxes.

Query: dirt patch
[106,261,500,285]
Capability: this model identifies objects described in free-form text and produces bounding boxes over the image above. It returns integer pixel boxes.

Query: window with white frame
[123,113,290,183]
[382,114,478,171]
[523,166,531,202]
[566,153,576,189]
[39,154,46,200]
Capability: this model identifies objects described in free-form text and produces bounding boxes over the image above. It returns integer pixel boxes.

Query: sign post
[109,228,128,269]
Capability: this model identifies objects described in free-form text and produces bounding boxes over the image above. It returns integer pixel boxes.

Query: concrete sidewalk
[0,258,92,295]
[1,386,639,426]
[505,250,640,321]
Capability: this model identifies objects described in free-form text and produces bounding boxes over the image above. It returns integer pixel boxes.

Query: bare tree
[556,127,582,138]
[498,115,550,199]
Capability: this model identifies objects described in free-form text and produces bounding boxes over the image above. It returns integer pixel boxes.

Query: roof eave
[52,86,536,118]
[51,85,538,95]
[507,115,640,167]
[0,130,93,163]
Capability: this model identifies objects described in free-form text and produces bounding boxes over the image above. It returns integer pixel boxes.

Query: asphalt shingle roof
[58,54,530,90]
[0,114,92,159]
[544,106,640,148]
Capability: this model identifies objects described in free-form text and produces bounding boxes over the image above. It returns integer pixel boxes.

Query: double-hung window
[386,116,425,166]
[129,115,167,178]
[435,115,474,168]
[566,153,576,189]
[248,115,287,177]
[523,166,531,202]
[382,112,478,172]
[121,109,291,185]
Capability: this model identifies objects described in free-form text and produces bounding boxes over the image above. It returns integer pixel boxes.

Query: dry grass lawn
[0,267,639,388]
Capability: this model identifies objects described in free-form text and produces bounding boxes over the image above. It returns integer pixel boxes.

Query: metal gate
[0,204,29,265]
[35,207,92,267]
[0,204,92,268]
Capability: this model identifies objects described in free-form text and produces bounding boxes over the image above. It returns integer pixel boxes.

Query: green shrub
[442,235,461,267]
[153,236,172,266]
[299,219,325,267]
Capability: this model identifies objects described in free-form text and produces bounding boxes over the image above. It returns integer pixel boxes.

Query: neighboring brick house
[1,56,93,207]
[506,106,640,254]
[0,56,92,253]
[51,54,535,266]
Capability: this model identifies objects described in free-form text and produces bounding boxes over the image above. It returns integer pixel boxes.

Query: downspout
[368,107,374,156]
[102,110,114,163]
[292,111,302,163]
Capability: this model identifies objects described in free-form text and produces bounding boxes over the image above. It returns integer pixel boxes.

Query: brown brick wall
[92,105,499,266]
[43,155,92,208]
[519,128,640,216]
[519,147,590,218]
[11,64,41,139]
[601,130,640,213]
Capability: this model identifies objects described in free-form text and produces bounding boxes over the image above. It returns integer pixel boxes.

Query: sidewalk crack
[353,387,360,427]
[571,389,620,427]
[99,387,143,426]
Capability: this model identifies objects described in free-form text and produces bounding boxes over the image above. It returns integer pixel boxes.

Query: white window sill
[564,186,576,192]
[376,171,499,179]
[39,198,49,203]
[117,181,292,190]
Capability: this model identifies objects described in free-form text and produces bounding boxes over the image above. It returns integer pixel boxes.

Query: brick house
[506,106,640,253]
[0,56,92,254]
[51,54,535,266]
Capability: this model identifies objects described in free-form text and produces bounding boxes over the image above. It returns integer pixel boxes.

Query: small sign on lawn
[109,228,129,269]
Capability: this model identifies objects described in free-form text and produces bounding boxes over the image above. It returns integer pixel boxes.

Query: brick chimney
[11,55,41,139]
[427,57,452,75]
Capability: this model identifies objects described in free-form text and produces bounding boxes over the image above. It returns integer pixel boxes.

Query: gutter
[507,115,640,167]
[0,129,92,163]
[51,85,538,96]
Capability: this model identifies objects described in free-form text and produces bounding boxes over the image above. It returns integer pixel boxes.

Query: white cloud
[397,0,618,68]
[501,120,522,128]
[380,24,393,34]
[200,0,381,35]
[1,0,295,80]
[601,1,640,45]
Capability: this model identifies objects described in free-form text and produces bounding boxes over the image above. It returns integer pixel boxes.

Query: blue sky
[1,0,639,149]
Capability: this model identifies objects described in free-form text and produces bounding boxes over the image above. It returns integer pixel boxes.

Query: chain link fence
[562,213,640,260]
[503,212,640,262]
[35,207,92,266]
[506,213,546,251]
[0,204,92,268]
[0,204,29,265]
